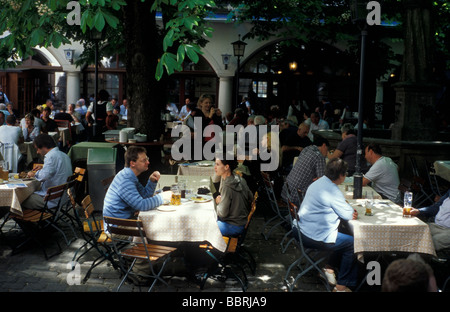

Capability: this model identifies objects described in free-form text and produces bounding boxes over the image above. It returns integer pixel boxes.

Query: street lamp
[64,48,75,64]
[90,29,103,139]
[350,0,368,199]
[232,35,247,107]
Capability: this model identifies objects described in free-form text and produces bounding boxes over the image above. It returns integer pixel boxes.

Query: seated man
[362,143,401,204]
[0,115,24,145]
[103,146,172,220]
[23,134,73,209]
[280,122,312,174]
[411,189,450,253]
[281,136,329,207]
[293,158,358,292]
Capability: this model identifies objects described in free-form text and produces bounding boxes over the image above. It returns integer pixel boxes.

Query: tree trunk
[123,1,166,140]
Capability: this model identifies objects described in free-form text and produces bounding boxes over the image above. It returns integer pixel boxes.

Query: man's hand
[410,208,420,217]
[149,171,161,183]
[161,191,173,202]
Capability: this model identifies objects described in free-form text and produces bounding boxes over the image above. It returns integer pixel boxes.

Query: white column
[218,76,233,116]
[66,71,80,105]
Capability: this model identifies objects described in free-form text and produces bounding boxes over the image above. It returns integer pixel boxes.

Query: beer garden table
[336,177,436,261]
[0,179,41,216]
[138,175,226,252]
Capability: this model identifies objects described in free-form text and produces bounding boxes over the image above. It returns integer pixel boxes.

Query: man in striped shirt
[103,146,172,220]
[281,136,329,207]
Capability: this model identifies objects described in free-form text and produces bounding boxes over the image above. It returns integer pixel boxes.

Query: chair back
[80,195,103,234]
[101,175,115,192]
[103,216,146,239]
[55,119,71,129]
[81,195,95,219]
[44,183,67,204]
[74,167,86,182]
[245,192,258,230]
[0,142,22,173]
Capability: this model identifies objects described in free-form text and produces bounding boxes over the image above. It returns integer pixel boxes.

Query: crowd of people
[1,87,448,292]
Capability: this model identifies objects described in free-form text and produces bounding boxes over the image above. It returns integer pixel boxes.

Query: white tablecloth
[138,196,226,252]
[177,161,215,176]
[0,179,41,216]
[138,174,226,252]
[348,198,436,258]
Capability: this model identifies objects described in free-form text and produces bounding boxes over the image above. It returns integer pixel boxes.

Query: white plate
[191,195,213,203]
[157,206,177,212]
[197,163,212,167]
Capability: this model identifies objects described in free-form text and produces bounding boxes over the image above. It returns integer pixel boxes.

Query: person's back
[365,156,400,202]
[0,116,23,144]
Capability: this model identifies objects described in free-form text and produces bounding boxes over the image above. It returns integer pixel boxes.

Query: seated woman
[214,157,253,237]
[293,158,358,292]
[22,113,40,142]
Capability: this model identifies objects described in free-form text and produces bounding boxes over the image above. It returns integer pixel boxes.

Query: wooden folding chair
[199,192,259,292]
[71,195,118,283]
[12,183,70,259]
[103,216,177,292]
[283,199,331,292]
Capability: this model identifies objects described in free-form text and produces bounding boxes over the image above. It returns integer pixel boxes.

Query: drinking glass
[170,184,181,205]
[403,191,413,217]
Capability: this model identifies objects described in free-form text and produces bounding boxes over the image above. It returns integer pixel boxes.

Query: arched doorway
[0,48,63,116]
[166,56,218,107]
[238,39,359,121]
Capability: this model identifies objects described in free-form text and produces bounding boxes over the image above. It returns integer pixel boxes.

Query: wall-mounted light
[222,54,231,70]
[289,61,297,71]
[64,48,75,64]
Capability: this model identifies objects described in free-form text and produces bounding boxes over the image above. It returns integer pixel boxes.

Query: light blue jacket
[296,176,354,243]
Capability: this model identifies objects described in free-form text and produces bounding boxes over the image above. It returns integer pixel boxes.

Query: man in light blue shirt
[23,134,73,209]
[411,189,450,252]
[103,146,172,220]
[294,158,358,292]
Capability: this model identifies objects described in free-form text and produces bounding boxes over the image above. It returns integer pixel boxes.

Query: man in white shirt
[22,134,72,209]
[179,97,191,120]
[363,143,401,204]
[0,115,24,144]
[308,111,329,140]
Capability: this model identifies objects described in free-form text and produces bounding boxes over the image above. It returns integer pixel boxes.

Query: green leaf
[185,45,199,63]
[94,11,106,31]
[155,59,164,80]
[103,11,120,28]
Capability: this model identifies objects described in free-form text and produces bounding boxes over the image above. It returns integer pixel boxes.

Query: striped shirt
[282,144,326,207]
[103,167,163,219]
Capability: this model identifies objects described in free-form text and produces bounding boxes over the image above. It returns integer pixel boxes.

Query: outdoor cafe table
[138,175,227,252]
[347,198,436,260]
[177,160,215,176]
[19,132,60,166]
[434,160,450,182]
[338,176,382,200]
[67,141,118,163]
[0,178,41,216]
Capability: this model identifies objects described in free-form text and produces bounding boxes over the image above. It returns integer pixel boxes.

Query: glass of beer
[403,191,413,217]
[170,184,181,205]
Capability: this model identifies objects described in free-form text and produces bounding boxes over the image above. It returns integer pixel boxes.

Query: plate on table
[191,195,213,203]
[157,206,177,212]
[197,163,212,167]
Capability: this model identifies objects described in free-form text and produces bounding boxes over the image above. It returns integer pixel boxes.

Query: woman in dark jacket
[214,157,253,236]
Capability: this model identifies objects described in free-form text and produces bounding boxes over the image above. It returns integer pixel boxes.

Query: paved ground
[0,206,329,293]
[1,205,449,297]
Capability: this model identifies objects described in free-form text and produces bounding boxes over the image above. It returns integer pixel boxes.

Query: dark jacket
[216,174,253,227]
